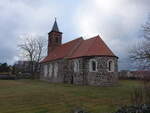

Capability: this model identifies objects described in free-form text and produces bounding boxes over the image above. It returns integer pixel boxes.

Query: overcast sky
[0,0,150,70]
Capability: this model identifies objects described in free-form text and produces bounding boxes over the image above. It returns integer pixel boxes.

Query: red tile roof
[41,37,83,63]
[69,35,116,58]
[41,35,117,63]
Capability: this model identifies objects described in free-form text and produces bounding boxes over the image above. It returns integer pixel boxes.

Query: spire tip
[51,17,59,32]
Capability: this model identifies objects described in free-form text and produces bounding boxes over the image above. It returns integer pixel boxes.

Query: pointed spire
[51,17,59,32]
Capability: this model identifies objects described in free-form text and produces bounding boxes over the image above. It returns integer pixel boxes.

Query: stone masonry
[41,56,118,86]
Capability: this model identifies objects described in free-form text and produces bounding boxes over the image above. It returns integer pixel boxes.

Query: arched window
[89,59,97,72]
[92,61,96,71]
[74,60,79,72]
[108,60,114,72]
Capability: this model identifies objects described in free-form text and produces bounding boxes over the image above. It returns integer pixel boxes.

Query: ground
[0,80,144,113]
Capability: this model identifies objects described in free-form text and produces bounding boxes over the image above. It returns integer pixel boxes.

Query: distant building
[14,61,32,73]
[119,70,150,80]
[40,20,118,86]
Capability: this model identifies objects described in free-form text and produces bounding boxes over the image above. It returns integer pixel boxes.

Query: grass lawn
[0,80,144,113]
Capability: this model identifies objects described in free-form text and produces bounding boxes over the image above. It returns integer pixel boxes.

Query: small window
[92,61,96,71]
[74,60,79,72]
[108,60,114,72]
[108,61,112,71]
[89,59,97,72]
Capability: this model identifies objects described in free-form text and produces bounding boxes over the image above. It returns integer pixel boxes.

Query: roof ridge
[84,35,99,41]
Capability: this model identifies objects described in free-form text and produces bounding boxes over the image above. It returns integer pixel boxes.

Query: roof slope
[51,19,59,32]
[41,35,117,63]
[69,35,115,58]
[41,37,83,63]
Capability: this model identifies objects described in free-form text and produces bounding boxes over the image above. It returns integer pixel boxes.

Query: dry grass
[0,72,10,74]
[0,80,143,113]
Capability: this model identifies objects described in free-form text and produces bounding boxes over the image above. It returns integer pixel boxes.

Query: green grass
[0,80,144,113]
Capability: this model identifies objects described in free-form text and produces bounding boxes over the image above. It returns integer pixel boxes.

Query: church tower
[48,19,62,55]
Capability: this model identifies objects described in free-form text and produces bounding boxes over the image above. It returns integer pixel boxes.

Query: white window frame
[74,60,79,72]
[89,59,98,72]
[54,63,58,77]
[44,64,48,77]
[107,60,114,72]
[48,64,53,77]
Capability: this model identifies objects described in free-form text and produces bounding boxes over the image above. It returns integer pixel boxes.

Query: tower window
[55,37,59,43]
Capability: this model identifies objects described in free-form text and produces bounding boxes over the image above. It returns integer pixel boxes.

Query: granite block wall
[40,56,118,86]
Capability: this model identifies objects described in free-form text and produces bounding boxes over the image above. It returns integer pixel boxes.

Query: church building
[40,20,118,86]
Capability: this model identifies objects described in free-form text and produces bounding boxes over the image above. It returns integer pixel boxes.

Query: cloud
[0,0,61,64]
[0,0,82,64]
[0,0,149,70]
[74,0,150,70]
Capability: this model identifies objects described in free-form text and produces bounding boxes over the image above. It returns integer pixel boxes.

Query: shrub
[114,104,150,113]
[130,87,144,106]
[70,108,90,113]
[0,75,16,80]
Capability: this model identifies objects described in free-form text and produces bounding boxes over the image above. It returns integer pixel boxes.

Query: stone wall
[70,56,118,86]
[87,72,118,86]
[40,59,65,83]
[40,56,118,86]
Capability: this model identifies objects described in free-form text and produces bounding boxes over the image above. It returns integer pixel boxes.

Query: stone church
[40,20,118,86]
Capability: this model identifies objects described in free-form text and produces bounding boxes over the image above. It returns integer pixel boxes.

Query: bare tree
[143,16,150,41]
[129,15,150,70]
[18,34,46,78]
